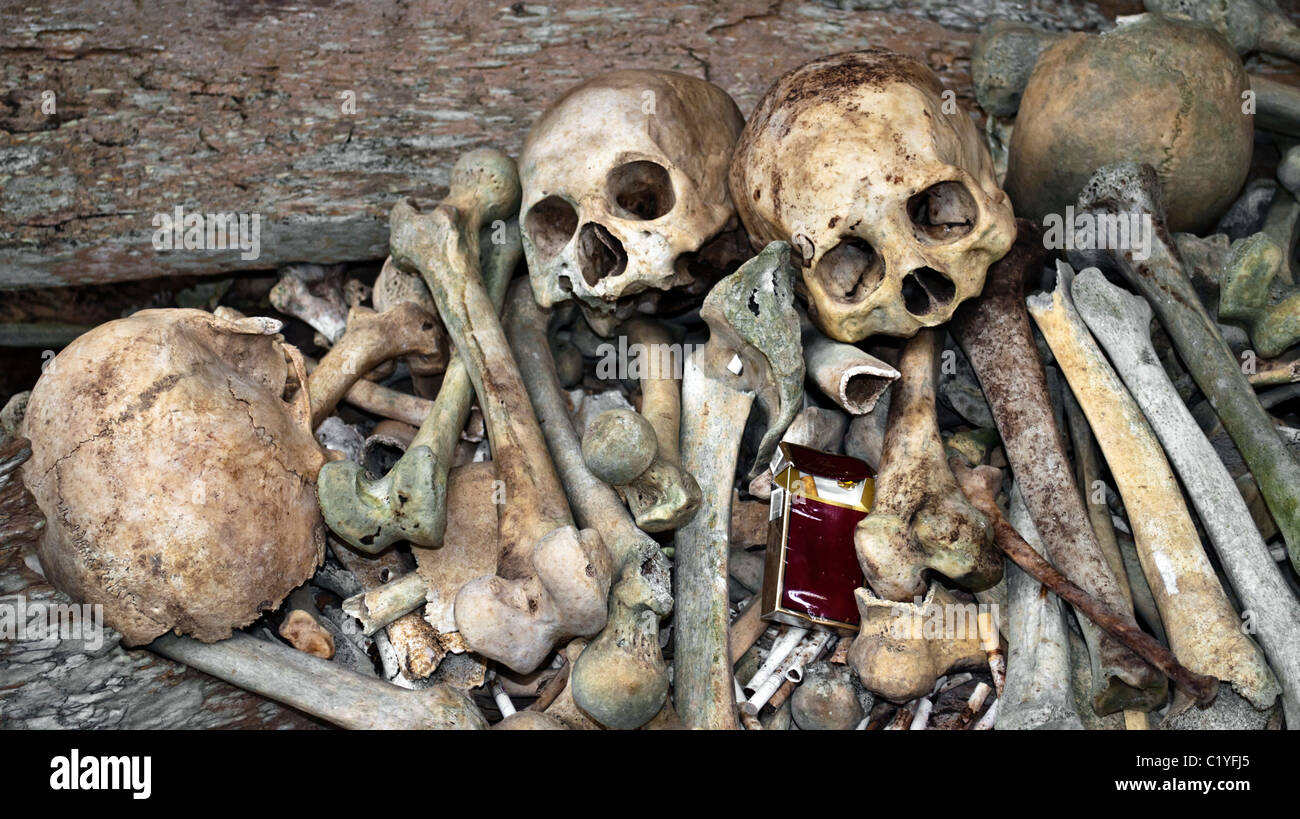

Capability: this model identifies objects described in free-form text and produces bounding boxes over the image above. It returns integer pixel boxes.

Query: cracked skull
[520,69,745,333]
[730,50,1016,342]
[20,309,326,646]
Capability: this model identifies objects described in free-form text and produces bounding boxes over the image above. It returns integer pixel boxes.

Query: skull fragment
[730,50,1016,342]
[520,69,746,334]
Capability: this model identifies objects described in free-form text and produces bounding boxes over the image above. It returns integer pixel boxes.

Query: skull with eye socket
[520,70,746,335]
[730,50,1016,342]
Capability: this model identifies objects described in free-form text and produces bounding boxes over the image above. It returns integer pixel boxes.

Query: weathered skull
[520,69,745,334]
[21,309,326,646]
[730,50,1016,342]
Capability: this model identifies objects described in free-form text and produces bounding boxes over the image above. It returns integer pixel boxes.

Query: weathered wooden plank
[0,0,1125,289]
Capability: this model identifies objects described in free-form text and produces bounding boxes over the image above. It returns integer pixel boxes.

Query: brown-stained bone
[853,326,1002,602]
[950,219,1166,714]
[306,301,442,429]
[389,150,613,675]
[949,459,1217,706]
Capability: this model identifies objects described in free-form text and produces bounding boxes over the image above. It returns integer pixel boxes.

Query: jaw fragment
[674,241,804,730]
[950,219,1164,713]
[1070,161,1300,577]
[506,279,673,730]
[1027,261,1279,712]
[1071,265,1300,725]
[391,149,613,675]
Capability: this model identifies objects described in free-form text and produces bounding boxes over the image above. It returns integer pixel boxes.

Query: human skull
[730,50,1016,342]
[21,309,326,646]
[520,69,745,334]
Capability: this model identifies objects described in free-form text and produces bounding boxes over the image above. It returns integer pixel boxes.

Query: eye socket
[901,267,956,316]
[607,161,675,221]
[525,196,578,260]
[816,236,885,304]
[907,181,977,243]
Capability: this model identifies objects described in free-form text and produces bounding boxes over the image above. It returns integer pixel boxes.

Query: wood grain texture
[0,0,1124,288]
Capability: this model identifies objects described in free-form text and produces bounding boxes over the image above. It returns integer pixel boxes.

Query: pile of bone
[11,5,1300,731]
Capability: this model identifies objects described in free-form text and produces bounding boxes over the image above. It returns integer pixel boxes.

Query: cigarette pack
[760,442,873,633]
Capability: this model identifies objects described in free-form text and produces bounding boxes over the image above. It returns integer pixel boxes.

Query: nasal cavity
[578,222,627,286]
[901,267,956,316]
[907,181,977,243]
[607,161,675,220]
[525,196,578,260]
[817,236,884,303]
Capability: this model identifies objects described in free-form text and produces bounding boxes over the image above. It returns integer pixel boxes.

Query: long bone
[149,631,486,729]
[950,458,1218,705]
[1027,261,1278,710]
[997,484,1084,730]
[306,301,442,429]
[1071,161,1300,576]
[950,219,1164,713]
[505,279,674,730]
[853,327,1002,602]
[317,156,522,553]
[270,263,350,344]
[301,354,433,426]
[800,313,898,415]
[674,242,804,730]
[389,150,612,674]
[580,317,701,532]
[1072,266,1300,724]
